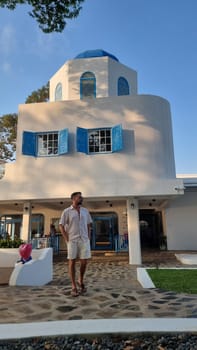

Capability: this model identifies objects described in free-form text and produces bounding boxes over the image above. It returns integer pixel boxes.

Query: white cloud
[0,24,16,54]
[25,28,70,58]
[1,62,11,73]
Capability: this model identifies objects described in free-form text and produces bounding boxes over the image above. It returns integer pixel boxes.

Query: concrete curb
[0,319,197,340]
[137,266,197,288]
[137,267,155,288]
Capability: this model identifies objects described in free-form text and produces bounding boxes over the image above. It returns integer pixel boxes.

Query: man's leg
[78,259,88,293]
[68,259,79,296]
[67,240,79,296]
[79,259,88,285]
[78,240,91,293]
[68,259,76,289]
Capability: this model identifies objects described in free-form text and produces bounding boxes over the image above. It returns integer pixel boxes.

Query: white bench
[0,248,53,286]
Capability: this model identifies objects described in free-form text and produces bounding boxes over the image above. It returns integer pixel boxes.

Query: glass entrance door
[0,214,44,240]
[92,216,113,250]
[0,216,22,239]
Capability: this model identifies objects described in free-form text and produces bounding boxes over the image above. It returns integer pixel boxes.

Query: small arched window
[80,72,96,99]
[55,83,62,101]
[118,77,130,96]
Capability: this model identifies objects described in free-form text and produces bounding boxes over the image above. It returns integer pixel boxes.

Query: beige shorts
[67,239,91,260]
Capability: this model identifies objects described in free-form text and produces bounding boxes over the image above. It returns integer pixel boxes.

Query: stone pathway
[0,257,197,323]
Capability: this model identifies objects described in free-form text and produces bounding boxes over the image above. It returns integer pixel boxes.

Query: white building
[0,49,196,264]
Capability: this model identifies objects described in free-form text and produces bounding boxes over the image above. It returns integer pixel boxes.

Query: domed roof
[74,49,119,62]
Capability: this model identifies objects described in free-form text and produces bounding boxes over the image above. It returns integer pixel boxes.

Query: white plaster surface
[165,191,197,250]
[0,94,182,201]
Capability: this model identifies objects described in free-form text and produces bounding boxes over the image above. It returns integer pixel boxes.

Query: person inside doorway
[49,224,57,250]
[59,192,92,297]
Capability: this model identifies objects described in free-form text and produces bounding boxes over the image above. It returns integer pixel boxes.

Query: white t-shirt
[59,205,92,242]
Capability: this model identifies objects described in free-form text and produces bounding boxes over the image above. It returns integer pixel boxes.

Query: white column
[21,202,32,242]
[127,198,142,265]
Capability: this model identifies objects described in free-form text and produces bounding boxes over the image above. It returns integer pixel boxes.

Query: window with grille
[37,132,58,156]
[88,129,111,153]
[22,128,68,157]
[80,71,96,99]
[77,124,123,154]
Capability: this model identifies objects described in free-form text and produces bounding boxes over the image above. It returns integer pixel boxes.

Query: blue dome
[75,49,119,62]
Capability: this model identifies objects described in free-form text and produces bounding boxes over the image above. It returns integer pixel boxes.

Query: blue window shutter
[112,124,123,152]
[58,128,68,155]
[22,131,36,156]
[77,127,88,154]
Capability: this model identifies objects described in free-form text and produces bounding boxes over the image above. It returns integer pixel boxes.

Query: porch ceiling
[0,195,173,213]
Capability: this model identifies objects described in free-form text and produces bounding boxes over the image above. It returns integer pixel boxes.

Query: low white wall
[0,248,46,267]
[9,248,53,286]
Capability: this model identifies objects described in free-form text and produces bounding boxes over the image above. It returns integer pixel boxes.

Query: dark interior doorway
[139,210,163,249]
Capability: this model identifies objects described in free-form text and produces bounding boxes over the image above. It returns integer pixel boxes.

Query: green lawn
[147,269,197,294]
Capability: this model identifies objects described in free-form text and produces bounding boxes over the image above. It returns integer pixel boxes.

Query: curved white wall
[0,94,182,200]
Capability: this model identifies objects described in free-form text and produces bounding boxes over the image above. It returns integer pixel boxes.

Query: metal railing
[31,235,60,253]
[114,234,128,252]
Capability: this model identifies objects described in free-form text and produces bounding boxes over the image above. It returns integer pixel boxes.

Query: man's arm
[59,224,69,242]
[87,223,92,240]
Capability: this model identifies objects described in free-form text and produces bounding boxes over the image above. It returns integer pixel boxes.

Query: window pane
[106,145,111,151]
[106,137,111,144]
[88,128,111,154]
[55,83,62,101]
[80,72,96,99]
[82,72,95,78]
[118,77,130,96]
[37,132,59,157]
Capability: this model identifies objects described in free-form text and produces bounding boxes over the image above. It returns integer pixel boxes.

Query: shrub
[0,237,24,248]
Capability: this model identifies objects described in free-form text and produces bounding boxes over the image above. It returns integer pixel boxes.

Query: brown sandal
[77,282,87,294]
[70,288,79,297]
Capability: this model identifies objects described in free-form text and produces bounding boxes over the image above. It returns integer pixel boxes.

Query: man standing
[59,192,92,297]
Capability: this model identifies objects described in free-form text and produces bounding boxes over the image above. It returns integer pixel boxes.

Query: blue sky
[0,0,197,174]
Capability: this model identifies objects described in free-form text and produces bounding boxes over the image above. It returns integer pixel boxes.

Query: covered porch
[0,195,175,265]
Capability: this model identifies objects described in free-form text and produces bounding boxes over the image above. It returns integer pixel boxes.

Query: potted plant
[159,235,167,251]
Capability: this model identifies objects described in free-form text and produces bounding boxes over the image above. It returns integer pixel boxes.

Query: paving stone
[0,256,196,323]
[56,305,77,313]
[148,305,160,309]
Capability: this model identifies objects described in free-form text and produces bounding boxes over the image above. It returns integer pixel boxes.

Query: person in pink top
[59,192,92,297]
